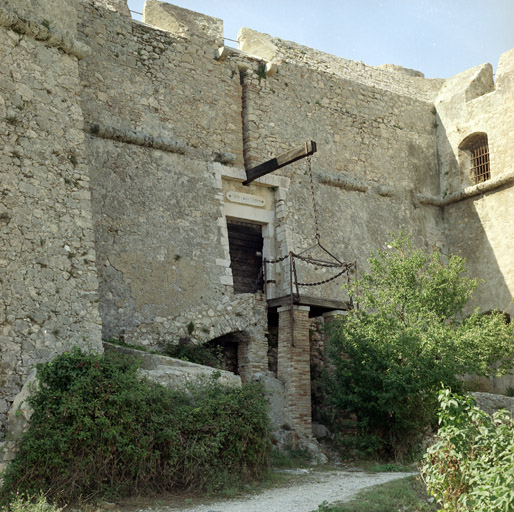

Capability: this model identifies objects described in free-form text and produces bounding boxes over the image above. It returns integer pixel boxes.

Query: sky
[126,0,514,79]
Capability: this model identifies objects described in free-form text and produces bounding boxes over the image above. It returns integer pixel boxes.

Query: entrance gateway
[227,219,264,294]
[224,143,355,437]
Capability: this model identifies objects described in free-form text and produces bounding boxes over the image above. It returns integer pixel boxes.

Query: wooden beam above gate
[268,295,348,312]
[243,141,317,185]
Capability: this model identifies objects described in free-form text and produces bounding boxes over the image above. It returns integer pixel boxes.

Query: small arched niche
[458,133,490,186]
[206,330,251,375]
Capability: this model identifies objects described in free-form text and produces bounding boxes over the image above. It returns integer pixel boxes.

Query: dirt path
[134,469,416,512]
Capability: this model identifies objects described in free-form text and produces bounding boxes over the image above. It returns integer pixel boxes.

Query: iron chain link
[307,156,320,241]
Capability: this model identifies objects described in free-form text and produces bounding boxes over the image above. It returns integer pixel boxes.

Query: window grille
[469,135,490,184]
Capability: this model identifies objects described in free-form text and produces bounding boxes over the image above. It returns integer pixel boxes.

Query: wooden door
[227,220,264,294]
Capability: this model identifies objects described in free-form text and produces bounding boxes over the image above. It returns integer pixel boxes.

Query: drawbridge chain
[307,156,320,242]
[262,153,356,345]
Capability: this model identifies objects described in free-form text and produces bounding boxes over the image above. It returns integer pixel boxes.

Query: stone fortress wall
[0,0,103,437]
[433,53,514,315]
[1,0,513,439]
[235,27,444,302]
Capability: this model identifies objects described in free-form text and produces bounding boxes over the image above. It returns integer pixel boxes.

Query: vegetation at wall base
[0,348,270,505]
[160,337,224,368]
[104,338,224,370]
[323,234,514,460]
[270,446,313,468]
[0,493,63,512]
[103,338,159,354]
[421,389,514,512]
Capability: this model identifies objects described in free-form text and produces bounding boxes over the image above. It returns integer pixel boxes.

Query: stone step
[140,364,241,389]
[104,343,242,389]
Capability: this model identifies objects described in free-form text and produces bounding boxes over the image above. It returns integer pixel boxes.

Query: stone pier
[277,305,312,437]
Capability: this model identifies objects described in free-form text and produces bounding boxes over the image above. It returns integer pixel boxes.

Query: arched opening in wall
[206,331,249,375]
[459,133,490,185]
[226,219,264,294]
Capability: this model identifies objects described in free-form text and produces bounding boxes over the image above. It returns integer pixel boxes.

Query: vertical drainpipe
[240,68,260,172]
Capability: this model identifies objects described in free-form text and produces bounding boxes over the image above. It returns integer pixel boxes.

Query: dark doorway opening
[227,219,264,294]
[206,331,248,375]
[267,309,279,376]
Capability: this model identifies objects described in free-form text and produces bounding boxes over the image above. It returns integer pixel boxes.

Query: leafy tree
[325,234,514,459]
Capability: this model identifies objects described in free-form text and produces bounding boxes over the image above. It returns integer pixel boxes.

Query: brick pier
[277,305,312,437]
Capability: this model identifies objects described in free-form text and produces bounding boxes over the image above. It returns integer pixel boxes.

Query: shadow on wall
[444,184,514,318]
[437,111,512,319]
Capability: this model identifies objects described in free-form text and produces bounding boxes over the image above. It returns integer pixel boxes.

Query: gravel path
[137,469,416,512]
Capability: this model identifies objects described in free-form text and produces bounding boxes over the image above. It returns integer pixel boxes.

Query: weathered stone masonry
[1,0,513,441]
[0,3,103,437]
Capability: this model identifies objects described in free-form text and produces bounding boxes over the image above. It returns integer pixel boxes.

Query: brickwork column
[277,305,312,437]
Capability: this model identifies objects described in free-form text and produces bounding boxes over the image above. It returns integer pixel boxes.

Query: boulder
[470,391,514,416]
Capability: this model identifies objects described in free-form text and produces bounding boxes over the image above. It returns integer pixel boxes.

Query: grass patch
[211,468,294,499]
[97,468,301,511]
[367,462,414,473]
[341,459,416,473]
[313,476,437,512]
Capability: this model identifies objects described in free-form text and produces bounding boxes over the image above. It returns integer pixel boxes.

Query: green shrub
[0,348,270,504]
[421,389,514,512]
[324,234,514,459]
[160,337,223,368]
[0,493,63,511]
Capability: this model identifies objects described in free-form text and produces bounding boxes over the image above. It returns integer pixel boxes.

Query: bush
[0,348,270,504]
[421,389,514,511]
[324,234,514,459]
[0,493,63,511]
[160,337,223,368]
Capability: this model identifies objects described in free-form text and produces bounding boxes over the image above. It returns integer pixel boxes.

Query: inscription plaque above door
[226,191,266,208]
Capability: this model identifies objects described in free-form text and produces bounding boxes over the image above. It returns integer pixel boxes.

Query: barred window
[459,133,490,184]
